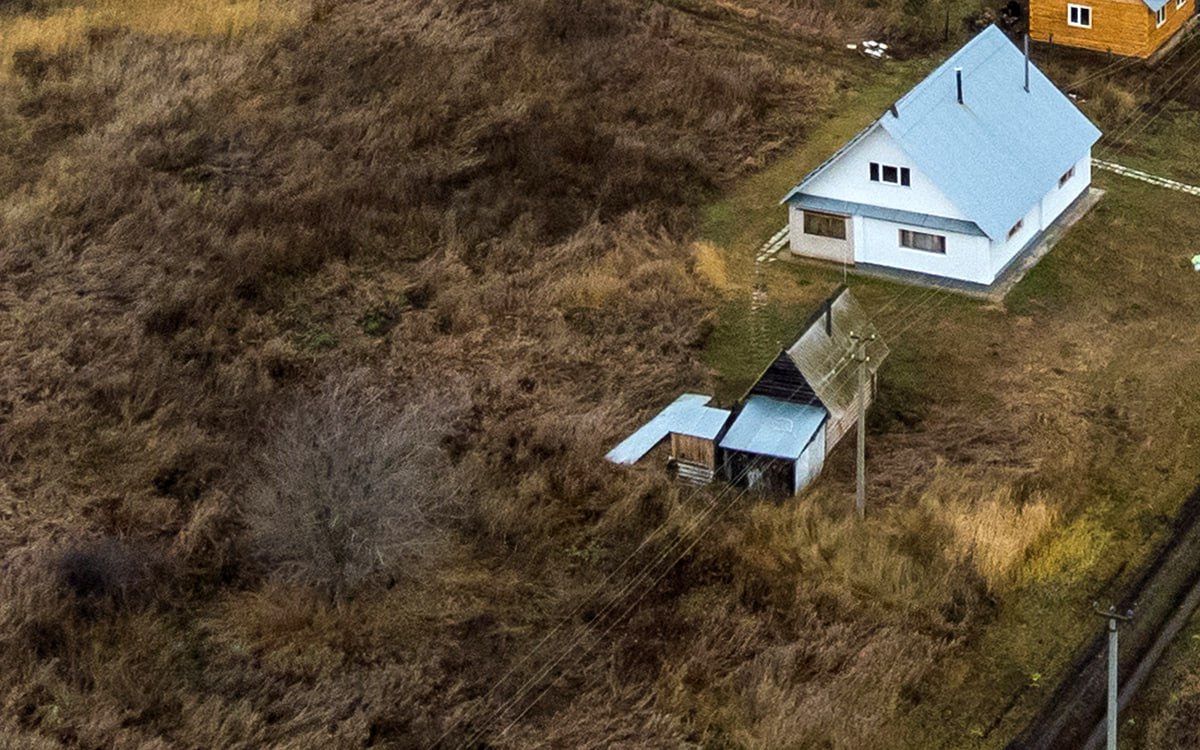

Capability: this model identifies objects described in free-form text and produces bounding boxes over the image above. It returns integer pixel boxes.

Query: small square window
[1007,219,1024,239]
[882,165,899,183]
[1059,166,1075,187]
[869,162,880,181]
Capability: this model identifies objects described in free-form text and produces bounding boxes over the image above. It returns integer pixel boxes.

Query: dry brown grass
[0,0,296,80]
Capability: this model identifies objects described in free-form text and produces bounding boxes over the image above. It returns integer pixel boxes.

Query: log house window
[899,229,946,254]
[1067,4,1092,27]
[1178,0,1186,10]
[869,162,911,186]
[803,211,848,239]
[1156,5,1167,26]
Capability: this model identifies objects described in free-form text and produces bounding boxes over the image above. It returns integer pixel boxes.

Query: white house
[782,26,1102,287]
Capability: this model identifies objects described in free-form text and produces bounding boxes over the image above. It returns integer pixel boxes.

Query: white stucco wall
[1039,151,1091,230]
[857,217,993,284]
[799,126,970,221]
[788,205,853,264]
[987,200,1043,279]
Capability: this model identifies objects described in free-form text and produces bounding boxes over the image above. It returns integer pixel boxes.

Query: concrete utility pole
[1094,602,1134,750]
[849,331,876,519]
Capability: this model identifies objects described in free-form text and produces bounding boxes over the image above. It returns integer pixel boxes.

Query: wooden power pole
[849,331,876,519]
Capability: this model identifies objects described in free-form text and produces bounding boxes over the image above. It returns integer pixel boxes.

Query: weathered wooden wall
[671,433,716,470]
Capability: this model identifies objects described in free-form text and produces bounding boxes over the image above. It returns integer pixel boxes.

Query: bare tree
[242,372,461,600]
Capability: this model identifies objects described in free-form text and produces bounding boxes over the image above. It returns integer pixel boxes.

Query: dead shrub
[241,372,466,600]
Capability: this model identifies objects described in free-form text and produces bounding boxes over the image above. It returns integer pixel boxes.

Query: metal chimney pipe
[955,66,963,104]
[1024,34,1031,93]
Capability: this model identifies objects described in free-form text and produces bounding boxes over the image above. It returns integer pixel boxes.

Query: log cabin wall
[1030,0,1151,57]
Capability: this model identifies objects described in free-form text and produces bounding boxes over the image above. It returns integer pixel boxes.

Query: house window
[1007,219,1024,239]
[869,162,911,186]
[1178,0,1186,9]
[1156,5,1167,25]
[1068,4,1092,27]
[803,211,847,239]
[899,229,947,254]
[1059,165,1075,187]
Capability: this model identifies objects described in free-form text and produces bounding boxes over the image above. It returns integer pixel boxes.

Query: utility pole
[849,331,876,519]
[1094,602,1134,750]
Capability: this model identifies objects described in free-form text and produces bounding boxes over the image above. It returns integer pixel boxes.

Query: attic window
[1059,165,1075,187]
[1067,4,1092,27]
[870,162,911,186]
[1156,5,1167,26]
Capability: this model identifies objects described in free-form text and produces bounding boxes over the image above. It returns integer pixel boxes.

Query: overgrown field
[6,0,1196,747]
[0,0,1022,748]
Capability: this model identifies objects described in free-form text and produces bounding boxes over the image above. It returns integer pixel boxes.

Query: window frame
[1156,5,1167,26]
[898,228,947,254]
[1178,0,1186,10]
[1067,3,1093,27]
[869,161,911,186]
[1059,165,1075,188]
[802,210,848,240]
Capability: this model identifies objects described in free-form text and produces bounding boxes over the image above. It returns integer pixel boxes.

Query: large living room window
[803,211,847,239]
[1068,4,1092,27]
[899,229,946,254]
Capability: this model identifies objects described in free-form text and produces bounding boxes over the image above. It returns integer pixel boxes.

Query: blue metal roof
[718,396,827,461]
[606,394,731,465]
[1144,0,1169,11]
[783,26,1101,241]
[786,194,987,237]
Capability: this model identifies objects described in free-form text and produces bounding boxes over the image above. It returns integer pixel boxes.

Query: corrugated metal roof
[1144,0,1169,11]
[783,25,1101,241]
[784,287,888,422]
[718,396,827,460]
[786,194,987,237]
[606,394,731,465]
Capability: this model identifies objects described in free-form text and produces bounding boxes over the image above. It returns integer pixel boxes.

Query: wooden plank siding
[746,352,820,406]
[671,433,717,470]
[1030,0,1193,58]
[823,378,875,456]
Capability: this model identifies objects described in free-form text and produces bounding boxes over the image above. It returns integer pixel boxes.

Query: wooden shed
[720,286,888,495]
[605,394,731,485]
[1030,0,1195,58]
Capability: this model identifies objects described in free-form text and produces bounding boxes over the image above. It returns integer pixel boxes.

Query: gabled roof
[606,394,731,465]
[1142,0,1169,12]
[783,26,1101,241]
[783,287,888,421]
[719,396,826,460]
